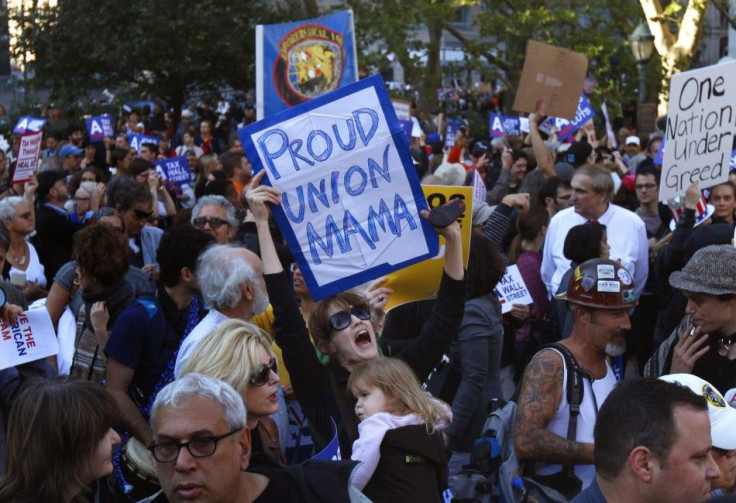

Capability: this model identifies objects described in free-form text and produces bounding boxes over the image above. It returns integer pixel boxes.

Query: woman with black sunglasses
[246,171,466,459]
[180,318,286,465]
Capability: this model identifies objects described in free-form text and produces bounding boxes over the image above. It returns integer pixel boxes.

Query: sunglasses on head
[192,217,229,230]
[328,305,371,332]
[133,209,154,220]
[250,357,278,386]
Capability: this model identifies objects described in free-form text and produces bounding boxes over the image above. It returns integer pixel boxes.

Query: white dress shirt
[541,204,648,298]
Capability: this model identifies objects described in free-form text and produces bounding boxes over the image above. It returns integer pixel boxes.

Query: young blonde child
[348,357,452,502]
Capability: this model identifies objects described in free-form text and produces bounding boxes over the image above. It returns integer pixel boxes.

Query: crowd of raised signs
[0,90,735,503]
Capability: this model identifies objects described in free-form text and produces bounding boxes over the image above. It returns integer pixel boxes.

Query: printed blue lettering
[282,186,306,223]
[342,210,376,253]
[344,166,368,197]
[392,193,416,234]
[368,144,392,187]
[307,179,330,213]
[288,139,316,171]
[257,129,288,180]
[307,130,333,161]
[331,171,340,203]
[367,199,398,241]
[354,108,379,146]
[332,119,357,151]
[306,215,346,265]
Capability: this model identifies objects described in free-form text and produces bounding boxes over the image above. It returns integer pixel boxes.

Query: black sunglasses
[250,357,277,386]
[192,217,229,230]
[328,305,371,332]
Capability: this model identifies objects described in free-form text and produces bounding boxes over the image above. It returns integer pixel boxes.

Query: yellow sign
[384,185,473,311]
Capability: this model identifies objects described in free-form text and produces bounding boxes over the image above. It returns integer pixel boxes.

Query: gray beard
[250,287,269,316]
[605,340,626,358]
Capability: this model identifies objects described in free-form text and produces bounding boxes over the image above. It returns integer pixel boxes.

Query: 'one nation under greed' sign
[240,74,438,300]
[661,62,736,201]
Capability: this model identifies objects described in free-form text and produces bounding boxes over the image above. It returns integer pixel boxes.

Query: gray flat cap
[669,244,736,295]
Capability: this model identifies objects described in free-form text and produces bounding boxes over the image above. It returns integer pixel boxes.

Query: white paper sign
[240,75,438,300]
[494,264,534,314]
[392,99,411,121]
[661,62,736,200]
[0,309,58,370]
[13,131,43,183]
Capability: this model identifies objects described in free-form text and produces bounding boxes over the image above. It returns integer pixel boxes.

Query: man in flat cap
[645,244,736,393]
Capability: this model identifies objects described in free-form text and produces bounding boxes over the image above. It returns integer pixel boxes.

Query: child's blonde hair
[348,357,451,433]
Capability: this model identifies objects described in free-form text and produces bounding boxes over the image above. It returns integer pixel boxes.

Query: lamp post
[629,23,655,103]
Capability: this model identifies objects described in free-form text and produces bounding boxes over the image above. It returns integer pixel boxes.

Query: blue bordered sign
[13,117,45,135]
[240,74,439,300]
[154,156,191,186]
[86,115,115,142]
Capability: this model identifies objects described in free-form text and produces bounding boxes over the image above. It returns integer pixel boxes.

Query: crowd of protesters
[0,87,734,503]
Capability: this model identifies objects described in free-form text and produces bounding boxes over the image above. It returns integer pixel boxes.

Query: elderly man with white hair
[174,244,269,377]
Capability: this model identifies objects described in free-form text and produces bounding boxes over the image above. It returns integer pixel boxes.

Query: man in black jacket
[33,170,102,285]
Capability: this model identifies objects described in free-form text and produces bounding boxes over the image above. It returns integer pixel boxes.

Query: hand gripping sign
[240,74,438,300]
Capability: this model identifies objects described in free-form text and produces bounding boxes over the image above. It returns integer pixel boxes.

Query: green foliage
[12,0,290,112]
[343,0,647,112]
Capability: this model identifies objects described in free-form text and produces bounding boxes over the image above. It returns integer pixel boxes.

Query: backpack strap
[535,343,592,478]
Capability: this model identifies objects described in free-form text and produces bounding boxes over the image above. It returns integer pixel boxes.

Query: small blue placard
[154,156,191,186]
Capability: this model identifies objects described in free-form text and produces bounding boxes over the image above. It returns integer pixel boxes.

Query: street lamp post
[629,23,655,103]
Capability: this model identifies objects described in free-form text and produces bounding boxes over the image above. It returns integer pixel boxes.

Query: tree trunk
[420,17,444,112]
[640,0,709,117]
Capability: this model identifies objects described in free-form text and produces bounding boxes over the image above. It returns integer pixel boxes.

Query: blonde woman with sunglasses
[180,318,286,465]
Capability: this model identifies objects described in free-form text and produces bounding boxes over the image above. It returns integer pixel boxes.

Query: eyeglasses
[635,183,657,191]
[328,305,371,332]
[74,196,90,202]
[192,217,229,230]
[148,428,242,463]
[250,357,278,386]
[289,263,300,273]
[133,209,154,220]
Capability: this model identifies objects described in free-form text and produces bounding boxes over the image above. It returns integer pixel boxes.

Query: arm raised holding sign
[247,170,465,458]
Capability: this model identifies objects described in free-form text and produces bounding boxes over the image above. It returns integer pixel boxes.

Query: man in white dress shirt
[541,164,648,299]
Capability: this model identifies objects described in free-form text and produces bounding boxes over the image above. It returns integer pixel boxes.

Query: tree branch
[442,21,510,73]
[711,0,736,31]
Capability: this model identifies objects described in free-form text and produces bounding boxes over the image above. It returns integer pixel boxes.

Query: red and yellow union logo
[273,24,345,107]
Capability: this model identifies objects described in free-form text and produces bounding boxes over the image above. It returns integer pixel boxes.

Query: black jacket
[32,203,82,286]
[363,424,447,503]
[266,269,465,458]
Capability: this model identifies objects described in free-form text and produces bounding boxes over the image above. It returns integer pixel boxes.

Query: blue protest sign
[556,94,596,141]
[445,120,461,149]
[256,10,358,119]
[86,115,114,142]
[240,74,439,300]
[398,120,413,140]
[489,114,521,137]
[13,117,46,134]
[311,418,340,461]
[154,156,191,186]
[128,133,159,153]
[654,137,665,165]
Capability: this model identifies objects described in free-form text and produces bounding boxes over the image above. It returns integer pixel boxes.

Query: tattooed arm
[513,348,594,465]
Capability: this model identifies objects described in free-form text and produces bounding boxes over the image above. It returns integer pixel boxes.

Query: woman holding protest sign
[245,169,466,459]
